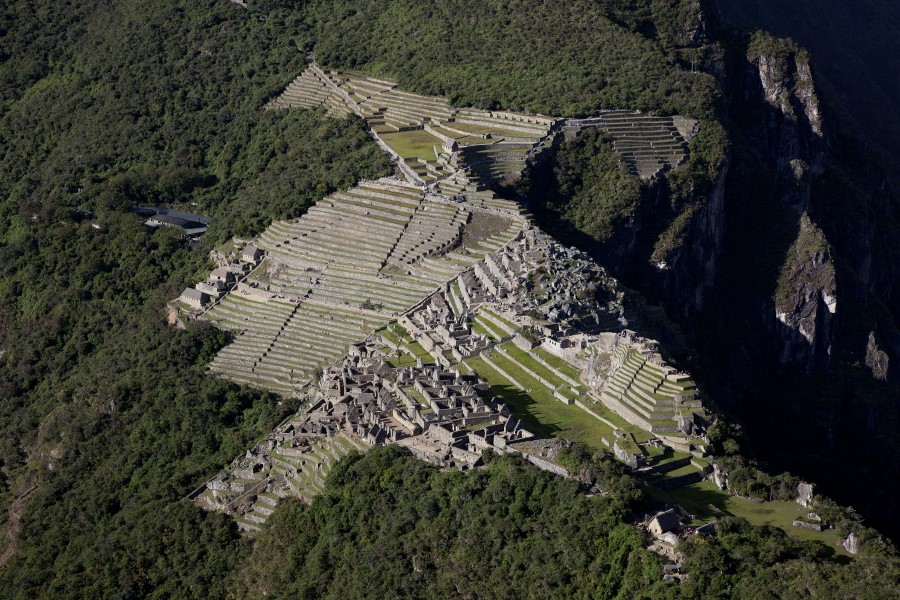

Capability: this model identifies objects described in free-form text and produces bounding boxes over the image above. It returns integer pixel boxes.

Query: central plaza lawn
[465,355,615,449]
[386,352,418,368]
[380,129,444,160]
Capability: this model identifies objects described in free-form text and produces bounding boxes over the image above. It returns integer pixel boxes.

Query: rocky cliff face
[665,28,900,537]
[773,214,836,371]
[749,43,838,371]
[655,157,729,323]
[521,9,900,536]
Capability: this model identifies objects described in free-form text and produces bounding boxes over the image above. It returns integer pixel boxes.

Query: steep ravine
[523,27,900,538]
[681,33,900,537]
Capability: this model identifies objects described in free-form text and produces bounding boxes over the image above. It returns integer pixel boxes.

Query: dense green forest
[0,1,388,596]
[235,446,900,599]
[0,0,898,597]
[307,0,716,118]
[517,128,643,243]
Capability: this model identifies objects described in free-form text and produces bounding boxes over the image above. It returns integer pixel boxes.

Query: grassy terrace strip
[533,346,583,381]
[464,355,615,449]
[469,318,500,342]
[471,314,507,341]
[480,307,519,331]
[500,343,573,389]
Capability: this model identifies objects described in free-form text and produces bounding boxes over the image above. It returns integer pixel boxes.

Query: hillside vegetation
[308,0,717,119]
[0,0,897,597]
[0,1,387,595]
[234,446,900,599]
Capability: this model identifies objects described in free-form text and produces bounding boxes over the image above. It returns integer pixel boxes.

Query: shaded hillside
[714,0,900,187]
[519,20,900,539]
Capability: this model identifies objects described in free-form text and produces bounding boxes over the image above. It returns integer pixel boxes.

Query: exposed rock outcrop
[865,332,890,381]
[774,214,836,371]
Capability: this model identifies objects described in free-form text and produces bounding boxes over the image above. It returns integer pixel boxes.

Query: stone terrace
[194,177,527,396]
[564,111,690,179]
[266,68,351,118]
[269,64,693,186]
[269,64,557,187]
[599,334,704,435]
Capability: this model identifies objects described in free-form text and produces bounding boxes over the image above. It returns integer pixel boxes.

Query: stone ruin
[183,67,713,537]
[188,204,719,534]
[797,482,814,508]
[177,177,528,397]
[194,340,536,533]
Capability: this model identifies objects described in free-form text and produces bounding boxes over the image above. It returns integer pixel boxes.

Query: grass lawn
[386,352,418,368]
[401,386,433,413]
[648,480,849,554]
[377,327,401,346]
[589,399,653,443]
[381,130,444,161]
[480,307,519,332]
[501,344,567,387]
[474,315,507,340]
[470,318,501,342]
[388,323,415,344]
[404,340,433,360]
[496,343,653,444]
[533,347,583,381]
[466,355,614,450]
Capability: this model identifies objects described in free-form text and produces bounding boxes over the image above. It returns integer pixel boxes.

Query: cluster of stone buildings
[316,343,535,466]
[195,339,537,530]
[404,228,626,372]
[178,245,263,309]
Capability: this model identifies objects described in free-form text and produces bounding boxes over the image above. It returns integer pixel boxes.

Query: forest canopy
[234,447,900,600]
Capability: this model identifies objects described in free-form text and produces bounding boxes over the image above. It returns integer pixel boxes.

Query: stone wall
[540,339,585,368]
[513,451,570,478]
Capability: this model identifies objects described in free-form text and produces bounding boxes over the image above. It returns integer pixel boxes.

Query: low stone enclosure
[268,62,693,184]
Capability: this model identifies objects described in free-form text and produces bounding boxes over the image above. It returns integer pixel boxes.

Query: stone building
[648,509,681,536]
[242,245,263,263]
[180,288,209,308]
